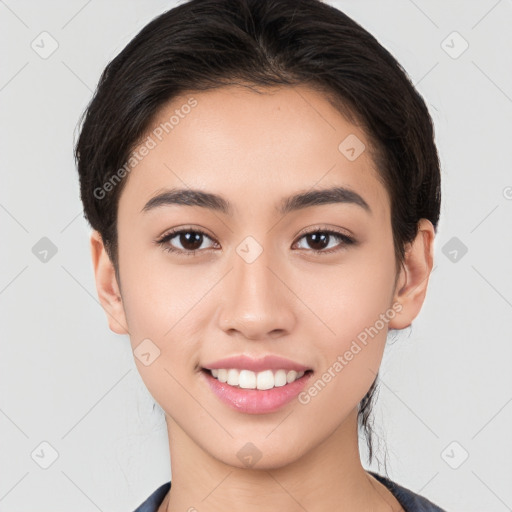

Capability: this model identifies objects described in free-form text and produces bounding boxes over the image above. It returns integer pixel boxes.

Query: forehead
[118,84,389,220]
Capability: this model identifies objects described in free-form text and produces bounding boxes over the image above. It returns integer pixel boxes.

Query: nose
[216,241,296,341]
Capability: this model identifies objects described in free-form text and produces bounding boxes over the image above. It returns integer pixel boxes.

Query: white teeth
[207,368,307,389]
[274,369,287,387]
[286,370,298,383]
[239,369,256,389]
[227,368,239,386]
[256,369,274,390]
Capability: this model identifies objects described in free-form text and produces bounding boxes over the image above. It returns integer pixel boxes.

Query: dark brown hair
[74,0,441,467]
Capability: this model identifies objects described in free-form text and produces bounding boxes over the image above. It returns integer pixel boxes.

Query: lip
[202,354,311,373]
[201,368,313,414]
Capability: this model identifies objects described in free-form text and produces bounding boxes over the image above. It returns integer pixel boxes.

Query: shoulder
[131,481,171,512]
[369,471,448,512]
[131,475,448,512]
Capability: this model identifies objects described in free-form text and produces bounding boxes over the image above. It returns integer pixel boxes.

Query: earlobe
[90,230,129,335]
[388,219,435,330]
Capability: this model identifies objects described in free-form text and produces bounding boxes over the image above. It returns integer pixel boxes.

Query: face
[99,84,415,469]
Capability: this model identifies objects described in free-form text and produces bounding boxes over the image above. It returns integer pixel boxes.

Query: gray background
[1,1,511,511]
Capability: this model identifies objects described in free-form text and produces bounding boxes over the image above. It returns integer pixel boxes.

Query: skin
[90,84,434,512]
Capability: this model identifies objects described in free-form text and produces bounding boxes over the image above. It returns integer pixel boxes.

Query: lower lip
[201,369,313,414]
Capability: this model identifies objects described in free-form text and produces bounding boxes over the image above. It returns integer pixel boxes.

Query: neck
[162,408,396,512]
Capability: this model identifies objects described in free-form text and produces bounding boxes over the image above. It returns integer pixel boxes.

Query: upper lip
[203,354,311,373]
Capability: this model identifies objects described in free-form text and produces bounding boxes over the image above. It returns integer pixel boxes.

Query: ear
[388,218,435,330]
[90,230,129,335]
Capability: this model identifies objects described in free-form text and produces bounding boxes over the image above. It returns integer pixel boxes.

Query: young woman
[75,0,446,510]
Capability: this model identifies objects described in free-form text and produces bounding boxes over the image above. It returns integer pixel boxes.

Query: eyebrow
[141,186,371,216]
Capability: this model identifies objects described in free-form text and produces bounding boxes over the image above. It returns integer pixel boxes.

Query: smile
[206,368,309,390]
[201,368,313,414]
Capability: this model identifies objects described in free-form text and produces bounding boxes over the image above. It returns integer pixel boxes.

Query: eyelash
[155,227,356,257]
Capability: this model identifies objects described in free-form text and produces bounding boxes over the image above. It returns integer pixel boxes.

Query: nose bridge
[235,236,274,302]
[217,235,295,339]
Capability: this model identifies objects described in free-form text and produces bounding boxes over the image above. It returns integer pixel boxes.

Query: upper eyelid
[157,226,214,242]
[157,226,354,249]
[295,224,354,239]
[158,222,353,239]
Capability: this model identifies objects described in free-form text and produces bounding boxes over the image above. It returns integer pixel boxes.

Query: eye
[293,229,355,254]
[156,228,218,256]
[156,227,356,257]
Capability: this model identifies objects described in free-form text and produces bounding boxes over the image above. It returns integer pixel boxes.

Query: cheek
[302,236,397,390]
[118,234,214,338]
[115,235,206,383]
[118,249,227,409]
[118,260,212,417]
[309,239,396,338]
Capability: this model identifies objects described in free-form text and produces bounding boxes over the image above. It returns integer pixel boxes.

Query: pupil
[181,232,202,250]
[308,233,328,250]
